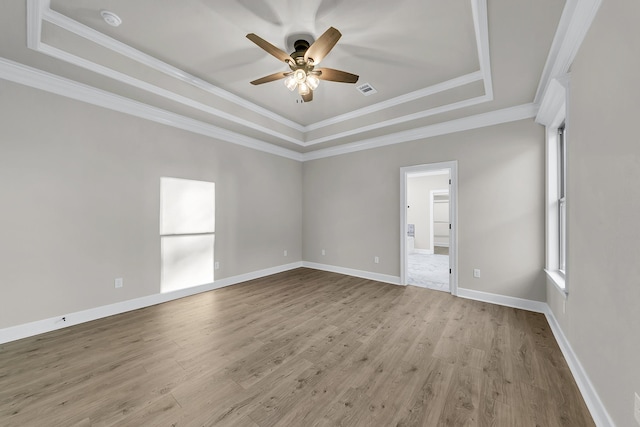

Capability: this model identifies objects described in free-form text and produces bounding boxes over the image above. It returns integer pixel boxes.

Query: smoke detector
[100,10,122,27]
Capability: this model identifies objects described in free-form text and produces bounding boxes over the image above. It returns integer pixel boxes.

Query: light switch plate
[473,269,481,278]
[114,277,123,288]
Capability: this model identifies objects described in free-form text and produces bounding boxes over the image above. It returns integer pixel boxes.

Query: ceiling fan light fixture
[246,27,358,103]
[284,76,297,91]
[294,69,307,84]
[298,82,310,96]
[306,74,320,90]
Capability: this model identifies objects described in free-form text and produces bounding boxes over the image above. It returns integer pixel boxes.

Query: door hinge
[449,224,451,229]
[449,179,451,185]
[449,269,452,274]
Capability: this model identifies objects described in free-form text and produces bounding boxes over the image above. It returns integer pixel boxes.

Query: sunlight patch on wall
[160,177,215,293]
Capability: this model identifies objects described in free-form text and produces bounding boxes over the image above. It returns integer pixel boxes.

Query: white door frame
[400,161,458,295]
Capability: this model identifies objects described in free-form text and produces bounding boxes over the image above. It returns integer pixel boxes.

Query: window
[160,177,215,293]
[544,119,567,293]
[558,125,566,274]
[539,75,568,294]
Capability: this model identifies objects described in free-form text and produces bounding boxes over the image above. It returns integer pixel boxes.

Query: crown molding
[26,0,47,50]
[301,103,538,161]
[0,55,535,164]
[303,0,491,132]
[28,0,492,146]
[534,0,602,105]
[0,57,303,161]
[536,74,569,127]
[39,4,306,134]
[305,93,490,146]
[15,0,584,164]
[304,71,484,132]
[36,11,303,145]
[0,54,539,165]
[472,0,493,98]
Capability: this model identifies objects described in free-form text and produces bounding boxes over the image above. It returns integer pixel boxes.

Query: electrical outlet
[321,249,326,256]
[473,269,481,278]
[374,256,379,264]
[634,392,640,425]
[214,261,220,270]
[114,277,123,288]
[284,250,288,257]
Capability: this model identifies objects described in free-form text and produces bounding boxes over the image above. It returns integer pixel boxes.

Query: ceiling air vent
[356,83,377,96]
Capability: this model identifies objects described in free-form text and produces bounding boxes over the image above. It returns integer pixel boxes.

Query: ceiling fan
[246,27,359,102]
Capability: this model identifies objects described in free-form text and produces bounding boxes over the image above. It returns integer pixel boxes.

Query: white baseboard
[456,287,547,313]
[302,261,401,286]
[0,261,303,345]
[0,264,615,427]
[542,307,615,427]
[457,286,614,427]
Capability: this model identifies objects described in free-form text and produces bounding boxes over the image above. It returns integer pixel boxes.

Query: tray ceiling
[0,0,565,157]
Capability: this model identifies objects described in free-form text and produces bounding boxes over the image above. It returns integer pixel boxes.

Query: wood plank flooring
[0,268,594,426]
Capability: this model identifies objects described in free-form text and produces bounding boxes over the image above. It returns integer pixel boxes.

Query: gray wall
[0,77,548,333]
[546,0,640,425]
[303,119,546,301]
[0,80,302,329]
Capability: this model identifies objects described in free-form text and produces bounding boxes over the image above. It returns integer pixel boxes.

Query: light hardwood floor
[0,268,594,426]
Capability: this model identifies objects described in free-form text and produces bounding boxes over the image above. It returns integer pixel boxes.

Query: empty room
[0,0,638,426]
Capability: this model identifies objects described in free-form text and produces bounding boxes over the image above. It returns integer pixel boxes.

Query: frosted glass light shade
[298,82,310,95]
[284,76,297,91]
[306,74,319,90]
[294,69,306,83]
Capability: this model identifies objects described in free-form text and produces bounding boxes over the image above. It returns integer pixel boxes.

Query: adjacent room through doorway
[401,162,457,294]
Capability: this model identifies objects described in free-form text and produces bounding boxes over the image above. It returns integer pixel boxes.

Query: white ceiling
[0,0,565,156]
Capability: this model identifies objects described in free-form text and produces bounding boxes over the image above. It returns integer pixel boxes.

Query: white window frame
[537,75,569,296]
[557,125,567,275]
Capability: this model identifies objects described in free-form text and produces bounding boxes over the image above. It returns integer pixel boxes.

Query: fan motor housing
[285,33,315,54]
[293,39,310,52]
[290,40,311,66]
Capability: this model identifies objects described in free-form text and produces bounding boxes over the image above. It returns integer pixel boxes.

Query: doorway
[400,162,457,295]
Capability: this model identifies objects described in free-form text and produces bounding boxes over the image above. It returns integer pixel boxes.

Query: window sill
[545,269,568,299]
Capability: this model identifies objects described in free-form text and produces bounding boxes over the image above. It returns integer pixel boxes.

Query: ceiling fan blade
[316,68,359,84]
[246,33,292,63]
[302,91,313,102]
[250,72,289,85]
[304,27,341,64]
